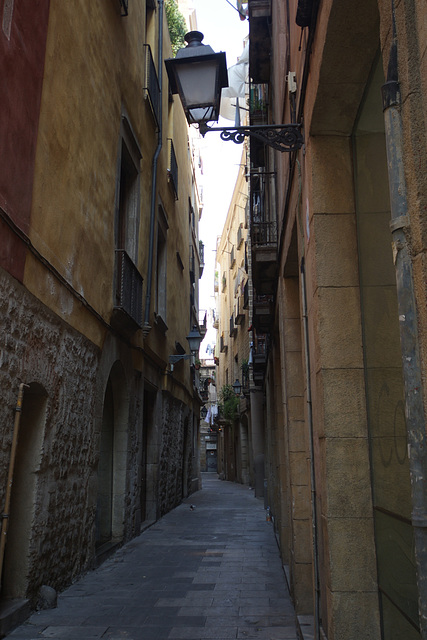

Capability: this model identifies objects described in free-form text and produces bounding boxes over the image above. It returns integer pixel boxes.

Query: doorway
[2,383,47,599]
[95,362,128,552]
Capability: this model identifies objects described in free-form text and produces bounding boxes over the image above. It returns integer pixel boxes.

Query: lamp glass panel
[187,106,216,124]
[176,60,219,110]
[187,332,202,352]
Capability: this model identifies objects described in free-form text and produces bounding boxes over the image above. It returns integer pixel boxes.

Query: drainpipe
[0,383,28,589]
[382,5,427,637]
[300,258,320,640]
[144,0,164,334]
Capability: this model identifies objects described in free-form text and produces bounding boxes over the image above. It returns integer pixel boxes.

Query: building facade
[235,0,427,638]
[215,151,253,486]
[0,0,203,623]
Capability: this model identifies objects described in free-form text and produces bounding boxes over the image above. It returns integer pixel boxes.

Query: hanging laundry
[220,43,249,122]
[237,0,248,20]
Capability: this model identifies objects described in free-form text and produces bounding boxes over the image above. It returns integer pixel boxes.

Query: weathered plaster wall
[0,0,50,233]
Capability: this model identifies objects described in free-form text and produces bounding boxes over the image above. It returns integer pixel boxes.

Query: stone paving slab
[6,474,300,640]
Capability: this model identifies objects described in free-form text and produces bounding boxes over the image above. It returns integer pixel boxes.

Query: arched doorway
[2,383,47,599]
[95,362,129,553]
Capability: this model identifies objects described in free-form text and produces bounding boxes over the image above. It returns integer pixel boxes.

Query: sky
[189,0,249,357]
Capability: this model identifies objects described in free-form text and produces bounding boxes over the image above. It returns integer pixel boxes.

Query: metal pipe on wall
[382,4,427,636]
[300,258,321,640]
[144,0,164,333]
[0,383,27,589]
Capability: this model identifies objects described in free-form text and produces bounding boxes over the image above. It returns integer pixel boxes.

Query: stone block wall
[158,393,193,516]
[0,270,146,602]
[0,270,100,600]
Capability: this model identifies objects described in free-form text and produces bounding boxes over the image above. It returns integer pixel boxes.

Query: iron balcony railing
[249,82,268,124]
[242,367,250,394]
[237,224,244,248]
[251,219,278,247]
[168,138,178,200]
[115,250,143,327]
[144,45,160,128]
[250,171,278,248]
[190,245,195,284]
[199,240,205,277]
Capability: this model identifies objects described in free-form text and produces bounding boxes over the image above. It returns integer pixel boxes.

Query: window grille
[115,250,143,327]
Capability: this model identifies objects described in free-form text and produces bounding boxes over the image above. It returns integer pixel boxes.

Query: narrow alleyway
[6,475,308,640]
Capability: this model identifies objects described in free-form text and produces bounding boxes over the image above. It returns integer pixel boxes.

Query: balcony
[253,294,274,333]
[189,245,195,284]
[214,271,219,293]
[143,45,160,128]
[230,245,236,268]
[243,280,250,309]
[235,295,245,325]
[199,310,207,337]
[249,83,268,126]
[229,313,237,338]
[252,333,268,380]
[252,220,277,246]
[167,138,178,200]
[242,367,250,394]
[237,224,244,248]
[251,175,277,295]
[112,250,143,332]
[220,333,228,353]
[249,0,271,83]
[199,240,205,278]
[249,0,271,18]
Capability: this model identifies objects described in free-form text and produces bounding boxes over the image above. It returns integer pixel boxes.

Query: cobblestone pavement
[7,474,303,640]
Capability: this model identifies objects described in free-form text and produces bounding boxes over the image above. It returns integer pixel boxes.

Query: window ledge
[154,313,168,334]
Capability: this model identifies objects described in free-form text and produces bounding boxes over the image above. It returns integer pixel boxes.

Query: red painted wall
[0,0,50,280]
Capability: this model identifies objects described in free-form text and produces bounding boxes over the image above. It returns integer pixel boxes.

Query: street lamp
[165,32,303,153]
[232,378,242,396]
[169,325,203,370]
[165,31,228,126]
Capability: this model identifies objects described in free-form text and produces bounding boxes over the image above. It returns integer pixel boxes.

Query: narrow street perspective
[5,475,304,640]
[3,0,427,639]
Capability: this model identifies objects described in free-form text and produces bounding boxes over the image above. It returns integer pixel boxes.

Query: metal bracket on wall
[199,123,304,153]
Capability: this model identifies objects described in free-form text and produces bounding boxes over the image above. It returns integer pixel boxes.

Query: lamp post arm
[169,354,191,364]
[199,123,304,153]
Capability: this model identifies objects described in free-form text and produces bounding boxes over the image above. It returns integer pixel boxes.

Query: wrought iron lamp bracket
[199,123,304,153]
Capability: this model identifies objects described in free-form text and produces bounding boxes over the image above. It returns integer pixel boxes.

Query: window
[155,206,169,326]
[113,115,143,329]
[116,116,141,263]
[144,45,161,128]
[119,0,128,16]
